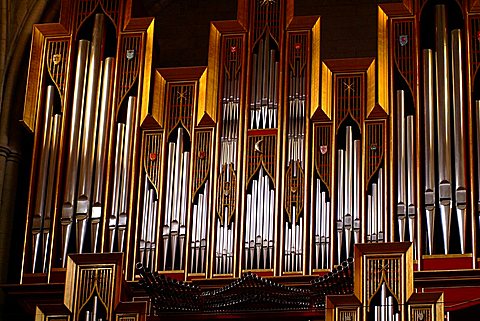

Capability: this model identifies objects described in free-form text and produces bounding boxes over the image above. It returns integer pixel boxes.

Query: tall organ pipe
[423,49,436,255]
[406,115,415,246]
[32,85,55,271]
[451,29,467,254]
[61,39,90,266]
[109,124,125,252]
[337,149,344,261]
[353,140,361,243]
[344,127,353,257]
[396,90,406,242]
[42,114,62,272]
[435,5,452,255]
[91,57,115,253]
[117,96,137,252]
[77,13,105,212]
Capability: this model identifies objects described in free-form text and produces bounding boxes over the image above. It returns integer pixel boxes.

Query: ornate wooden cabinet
[12,0,480,319]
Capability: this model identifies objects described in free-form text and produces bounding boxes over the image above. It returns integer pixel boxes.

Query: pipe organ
[14,0,480,318]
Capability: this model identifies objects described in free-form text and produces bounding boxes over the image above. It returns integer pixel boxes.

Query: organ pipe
[91,57,115,253]
[396,90,406,243]
[435,5,453,255]
[32,86,55,272]
[451,29,467,254]
[76,14,106,254]
[423,49,436,255]
[61,39,90,266]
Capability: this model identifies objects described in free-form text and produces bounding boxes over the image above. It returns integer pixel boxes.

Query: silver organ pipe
[353,140,361,243]
[396,90,406,243]
[423,49,436,255]
[61,39,90,266]
[419,6,469,255]
[139,179,149,265]
[366,167,386,243]
[246,167,274,270]
[250,38,278,129]
[42,114,61,272]
[344,127,353,258]
[32,86,56,272]
[117,96,137,253]
[336,126,361,261]
[59,13,118,264]
[108,96,137,253]
[377,168,384,242]
[76,13,105,254]
[396,91,415,250]
[140,169,159,271]
[83,295,102,321]
[435,5,453,255]
[109,124,125,252]
[336,149,345,261]
[161,127,190,270]
[91,57,115,253]
[370,282,400,321]
[163,142,175,270]
[451,29,467,254]
[191,181,210,273]
[406,115,416,247]
[367,195,372,243]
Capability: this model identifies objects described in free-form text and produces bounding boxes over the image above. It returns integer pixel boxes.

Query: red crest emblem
[399,35,408,46]
[149,152,157,161]
[294,43,302,50]
[320,145,328,155]
[198,150,206,159]
[230,46,237,53]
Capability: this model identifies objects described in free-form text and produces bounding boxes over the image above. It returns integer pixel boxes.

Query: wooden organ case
[13,0,480,320]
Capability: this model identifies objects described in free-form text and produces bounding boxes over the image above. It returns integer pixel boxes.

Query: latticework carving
[335,75,362,129]
[46,38,70,101]
[366,121,385,181]
[393,19,416,96]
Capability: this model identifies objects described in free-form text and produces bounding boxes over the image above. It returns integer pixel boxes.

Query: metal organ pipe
[42,114,61,272]
[32,86,54,271]
[435,5,453,255]
[419,6,468,255]
[337,149,345,261]
[76,14,105,254]
[109,124,125,252]
[377,168,384,242]
[353,140,361,243]
[250,37,278,129]
[406,115,416,247]
[344,127,353,258]
[161,127,190,271]
[396,90,406,243]
[91,57,115,253]
[423,49,436,255]
[335,126,361,261]
[61,39,90,266]
[246,168,274,270]
[116,96,137,253]
[451,29,467,254]
[191,181,209,273]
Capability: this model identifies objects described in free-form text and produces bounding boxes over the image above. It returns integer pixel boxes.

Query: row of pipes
[33,5,480,275]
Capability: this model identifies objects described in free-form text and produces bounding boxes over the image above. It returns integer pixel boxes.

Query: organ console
[8,0,480,320]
